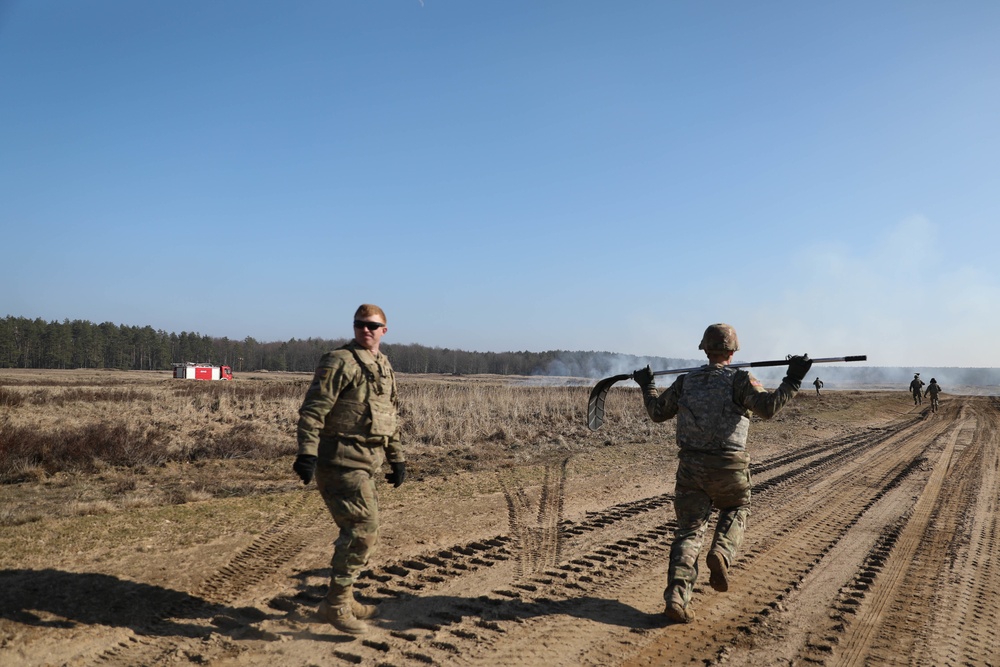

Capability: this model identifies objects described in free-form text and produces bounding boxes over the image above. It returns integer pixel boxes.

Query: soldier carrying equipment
[620,324,868,623]
[587,354,867,431]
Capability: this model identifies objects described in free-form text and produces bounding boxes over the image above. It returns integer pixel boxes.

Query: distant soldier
[812,377,824,395]
[925,378,942,412]
[909,373,925,405]
[293,304,407,635]
[634,323,812,623]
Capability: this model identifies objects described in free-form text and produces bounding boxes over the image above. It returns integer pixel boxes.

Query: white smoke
[693,215,1000,368]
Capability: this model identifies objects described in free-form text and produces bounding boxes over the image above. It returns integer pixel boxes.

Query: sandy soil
[2,386,998,666]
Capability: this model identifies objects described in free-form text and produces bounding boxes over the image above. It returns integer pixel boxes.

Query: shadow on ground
[0,568,272,638]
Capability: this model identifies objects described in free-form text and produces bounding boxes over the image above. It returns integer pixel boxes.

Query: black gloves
[632,365,655,389]
[783,354,813,390]
[293,454,317,485]
[295,456,406,487]
[385,461,406,488]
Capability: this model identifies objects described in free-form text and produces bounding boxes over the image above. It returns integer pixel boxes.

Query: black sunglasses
[354,320,385,331]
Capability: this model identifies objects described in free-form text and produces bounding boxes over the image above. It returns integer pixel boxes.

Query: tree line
[0,315,686,377]
[6,316,997,385]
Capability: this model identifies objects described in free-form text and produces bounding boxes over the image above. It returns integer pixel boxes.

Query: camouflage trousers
[315,465,380,587]
[668,452,752,595]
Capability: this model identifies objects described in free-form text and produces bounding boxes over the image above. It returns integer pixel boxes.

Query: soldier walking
[925,378,942,412]
[633,323,812,623]
[293,304,407,635]
[909,373,925,405]
[812,377,824,395]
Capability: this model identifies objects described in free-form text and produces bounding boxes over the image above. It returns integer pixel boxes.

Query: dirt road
[2,392,999,666]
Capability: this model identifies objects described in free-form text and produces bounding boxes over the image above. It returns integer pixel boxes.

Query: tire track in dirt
[473,418,938,665]
[314,413,929,666]
[939,397,1000,663]
[498,457,568,578]
[281,473,678,665]
[835,405,969,665]
[617,402,954,666]
[916,398,1000,665]
[184,405,952,666]
[456,524,677,666]
[88,491,324,666]
[829,398,1000,665]
[86,398,996,667]
[635,397,999,667]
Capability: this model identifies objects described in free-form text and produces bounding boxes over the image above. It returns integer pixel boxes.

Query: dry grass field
[0,369,641,526]
[1,369,998,666]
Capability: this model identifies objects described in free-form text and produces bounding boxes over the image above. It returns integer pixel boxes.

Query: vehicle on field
[171,362,233,380]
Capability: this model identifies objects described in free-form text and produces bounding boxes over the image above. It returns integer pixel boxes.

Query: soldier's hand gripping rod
[586,355,867,431]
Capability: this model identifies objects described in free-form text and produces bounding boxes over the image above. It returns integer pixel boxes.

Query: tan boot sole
[664,602,695,623]
[663,585,695,623]
[707,551,729,592]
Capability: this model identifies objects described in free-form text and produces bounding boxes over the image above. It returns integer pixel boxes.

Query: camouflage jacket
[643,363,798,457]
[297,341,404,472]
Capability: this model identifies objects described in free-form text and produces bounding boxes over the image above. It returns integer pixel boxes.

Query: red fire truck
[171,363,233,381]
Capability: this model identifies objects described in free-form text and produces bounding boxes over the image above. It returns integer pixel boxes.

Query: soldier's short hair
[355,304,387,324]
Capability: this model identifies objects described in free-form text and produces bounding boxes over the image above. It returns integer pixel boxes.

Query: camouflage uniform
[909,376,925,405]
[924,380,942,412]
[297,340,404,587]
[644,364,799,609]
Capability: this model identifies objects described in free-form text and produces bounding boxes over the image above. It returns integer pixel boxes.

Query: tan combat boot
[350,589,379,620]
[318,583,368,635]
[706,550,729,592]
[663,582,694,623]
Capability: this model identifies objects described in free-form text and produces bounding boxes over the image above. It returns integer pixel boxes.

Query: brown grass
[0,369,659,523]
[2,369,900,528]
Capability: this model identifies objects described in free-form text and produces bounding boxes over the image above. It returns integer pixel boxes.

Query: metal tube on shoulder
[587,354,868,431]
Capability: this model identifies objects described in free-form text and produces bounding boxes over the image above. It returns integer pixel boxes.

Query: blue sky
[2,1,998,367]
